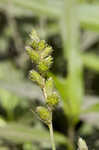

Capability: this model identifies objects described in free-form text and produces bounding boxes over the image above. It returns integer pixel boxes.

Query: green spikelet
[36,106,52,125]
[78,138,88,150]
[30,40,39,49]
[38,40,46,51]
[38,60,49,74]
[45,77,54,96]
[41,46,53,58]
[26,46,39,63]
[38,56,53,74]
[46,92,59,109]
[29,70,44,87]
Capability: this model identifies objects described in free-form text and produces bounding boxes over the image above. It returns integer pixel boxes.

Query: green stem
[68,125,75,146]
[49,123,56,150]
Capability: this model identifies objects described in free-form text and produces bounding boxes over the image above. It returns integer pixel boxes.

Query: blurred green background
[0,0,99,150]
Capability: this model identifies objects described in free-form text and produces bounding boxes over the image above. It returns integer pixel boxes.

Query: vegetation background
[0,0,99,150]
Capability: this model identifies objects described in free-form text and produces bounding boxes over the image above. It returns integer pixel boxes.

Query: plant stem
[49,122,56,150]
[68,125,75,146]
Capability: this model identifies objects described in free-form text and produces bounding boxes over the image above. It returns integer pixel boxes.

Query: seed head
[46,92,59,109]
[29,70,44,87]
[36,106,52,125]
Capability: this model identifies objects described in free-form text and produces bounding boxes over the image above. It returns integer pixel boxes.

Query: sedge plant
[25,29,59,150]
[25,29,90,150]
